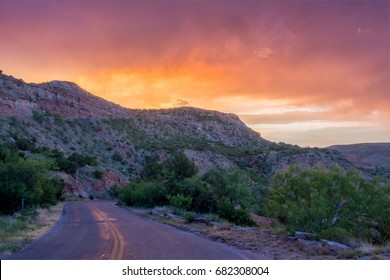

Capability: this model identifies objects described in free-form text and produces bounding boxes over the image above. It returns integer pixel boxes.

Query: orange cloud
[0,1,388,146]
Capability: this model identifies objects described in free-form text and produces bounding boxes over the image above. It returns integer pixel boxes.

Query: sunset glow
[1,0,389,147]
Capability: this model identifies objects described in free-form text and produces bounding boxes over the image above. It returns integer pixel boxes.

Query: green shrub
[120,181,167,207]
[172,207,185,216]
[93,170,104,179]
[109,184,121,198]
[168,152,198,180]
[141,161,165,180]
[0,154,63,214]
[216,198,255,226]
[217,198,235,221]
[266,165,390,243]
[184,212,196,223]
[176,176,216,213]
[319,227,351,245]
[53,152,96,175]
[15,138,35,151]
[167,194,193,211]
[202,168,255,222]
[112,153,122,162]
[204,168,254,206]
[68,152,96,167]
[232,208,256,227]
[57,157,78,175]
[16,215,27,223]
[53,114,64,126]
[32,111,44,124]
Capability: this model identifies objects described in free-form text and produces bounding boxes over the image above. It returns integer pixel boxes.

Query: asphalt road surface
[6,201,258,260]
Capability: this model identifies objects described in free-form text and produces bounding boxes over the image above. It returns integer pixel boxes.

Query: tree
[119,181,167,207]
[168,152,198,180]
[141,161,165,181]
[202,168,256,225]
[0,156,63,214]
[176,175,216,213]
[266,165,390,243]
[53,151,96,175]
[167,194,193,211]
[203,168,254,210]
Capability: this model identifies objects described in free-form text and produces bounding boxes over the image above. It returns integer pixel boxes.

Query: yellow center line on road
[89,205,125,260]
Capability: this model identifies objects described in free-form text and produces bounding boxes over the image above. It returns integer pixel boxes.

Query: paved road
[6,201,257,260]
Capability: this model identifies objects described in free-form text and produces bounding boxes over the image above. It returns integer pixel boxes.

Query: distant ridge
[329,143,390,169]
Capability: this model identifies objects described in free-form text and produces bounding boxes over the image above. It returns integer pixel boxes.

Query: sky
[0,0,389,147]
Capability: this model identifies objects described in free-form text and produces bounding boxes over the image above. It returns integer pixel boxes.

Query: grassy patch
[0,213,35,253]
[0,215,33,253]
[0,203,64,257]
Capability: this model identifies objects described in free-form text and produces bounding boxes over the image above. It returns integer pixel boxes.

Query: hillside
[329,143,390,181]
[0,73,385,197]
[329,143,390,169]
[0,74,265,149]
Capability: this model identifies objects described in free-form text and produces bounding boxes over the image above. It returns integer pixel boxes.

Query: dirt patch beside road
[129,206,337,260]
[133,207,390,260]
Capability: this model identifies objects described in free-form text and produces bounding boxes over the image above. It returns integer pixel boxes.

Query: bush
[266,165,390,243]
[167,194,193,211]
[168,152,198,180]
[175,176,216,213]
[232,208,256,227]
[0,155,63,214]
[57,157,78,175]
[93,170,104,179]
[109,184,121,198]
[184,212,196,223]
[53,152,96,175]
[204,168,254,206]
[112,153,122,162]
[319,227,351,245]
[203,168,255,219]
[53,114,64,126]
[217,198,255,226]
[141,162,165,180]
[32,111,44,124]
[15,138,35,151]
[119,181,167,207]
[68,152,96,167]
[161,167,259,226]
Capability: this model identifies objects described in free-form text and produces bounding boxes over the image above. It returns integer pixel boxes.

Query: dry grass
[0,203,64,258]
[32,203,64,238]
[119,205,390,260]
